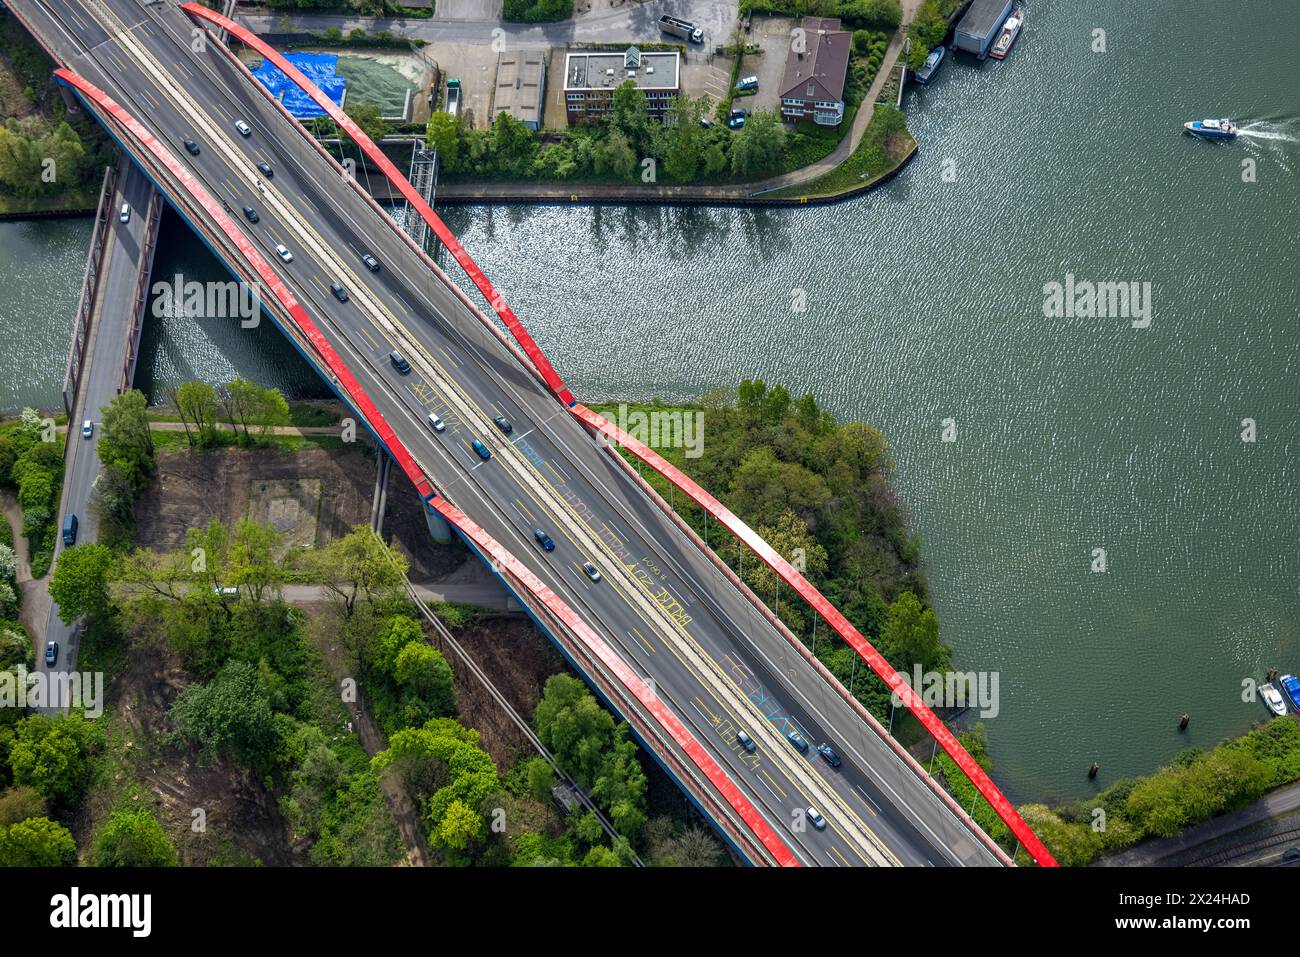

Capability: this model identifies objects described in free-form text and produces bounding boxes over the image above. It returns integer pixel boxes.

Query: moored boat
[914,45,945,84]
[1183,117,1239,140]
[989,5,1023,60]
[1261,682,1288,717]
[1279,674,1300,712]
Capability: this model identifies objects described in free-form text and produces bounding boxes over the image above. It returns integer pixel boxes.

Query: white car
[426,413,445,433]
[582,561,601,582]
[805,807,827,831]
[234,119,252,137]
[119,202,130,224]
[275,244,293,263]
[81,419,93,439]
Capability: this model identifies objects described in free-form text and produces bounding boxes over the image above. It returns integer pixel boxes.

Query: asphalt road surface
[13,0,1002,866]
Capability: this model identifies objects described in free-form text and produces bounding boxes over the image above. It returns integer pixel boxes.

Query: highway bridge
[8,0,1056,866]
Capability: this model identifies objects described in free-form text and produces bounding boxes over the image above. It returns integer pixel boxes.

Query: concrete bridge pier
[423,501,452,544]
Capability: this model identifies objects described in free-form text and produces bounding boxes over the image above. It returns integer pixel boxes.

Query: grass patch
[769,103,914,199]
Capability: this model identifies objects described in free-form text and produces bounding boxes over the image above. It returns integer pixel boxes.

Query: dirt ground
[76,627,305,866]
[430,613,567,770]
[134,444,465,580]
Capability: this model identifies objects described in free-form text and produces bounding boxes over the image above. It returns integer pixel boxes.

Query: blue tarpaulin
[250,53,346,120]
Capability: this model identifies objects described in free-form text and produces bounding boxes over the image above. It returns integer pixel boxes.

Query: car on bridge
[234,119,252,137]
[805,807,827,831]
[582,561,601,582]
[274,244,293,263]
[256,161,273,177]
[817,743,842,768]
[787,729,810,753]
[533,528,556,552]
[183,138,200,156]
[242,205,258,223]
[389,350,411,375]
[45,641,57,667]
[330,283,349,303]
[119,202,130,224]
[493,416,513,435]
[427,413,446,433]
[736,730,757,753]
[471,439,491,460]
[361,254,381,272]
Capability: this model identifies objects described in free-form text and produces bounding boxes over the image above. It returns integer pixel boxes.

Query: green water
[2,0,1296,802]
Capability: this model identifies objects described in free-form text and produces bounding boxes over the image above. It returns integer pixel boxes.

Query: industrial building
[563,47,680,126]
[954,0,1015,58]
[493,51,547,131]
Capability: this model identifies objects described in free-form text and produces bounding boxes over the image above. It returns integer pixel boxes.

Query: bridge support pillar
[58,84,81,115]
[423,502,452,544]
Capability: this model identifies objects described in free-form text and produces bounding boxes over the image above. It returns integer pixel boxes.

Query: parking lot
[739,15,798,115]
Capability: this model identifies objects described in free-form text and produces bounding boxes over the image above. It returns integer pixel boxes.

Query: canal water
[1,0,1296,802]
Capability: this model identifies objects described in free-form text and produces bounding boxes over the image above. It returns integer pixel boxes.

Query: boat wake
[1237,122,1298,143]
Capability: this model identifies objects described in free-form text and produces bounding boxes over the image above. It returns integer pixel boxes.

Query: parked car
[736,730,757,753]
[817,743,842,768]
[471,439,491,460]
[119,202,130,224]
[533,528,555,552]
[44,641,57,666]
[727,113,746,130]
[361,253,380,272]
[786,729,809,753]
[234,119,252,137]
[805,806,827,831]
[183,138,200,156]
[389,351,412,375]
[427,413,446,433]
[330,282,349,303]
[699,116,714,129]
[256,161,273,177]
[493,415,513,435]
[242,205,258,223]
[81,419,93,439]
[582,561,601,582]
[735,75,759,91]
[62,513,78,547]
[274,244,293,263]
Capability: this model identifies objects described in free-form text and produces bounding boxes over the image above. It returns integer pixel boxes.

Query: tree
[490,111,538,177]
[425,111,462,171]
[729,110,787,179]
[345,101,390,144]
[609,80,649,152]
[98,390,154,492]
[0,785,46,825]
[393,642,456,715]
[227,519,282,602]
[167,660,281,771]
[174,381,218,447]
[581,844,621,867]
[7,712,104,807]
[594,130,637,181]
[94,809,178,866]
[663,95,708,182]
[0,816,77,866]
[879,590,948,673]
[524,757,555,803]
[534,674,615,790]
[307,526,407,618]
[49,543,115,622]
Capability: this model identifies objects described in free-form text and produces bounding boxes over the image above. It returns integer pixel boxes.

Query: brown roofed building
[779,16,852,127]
